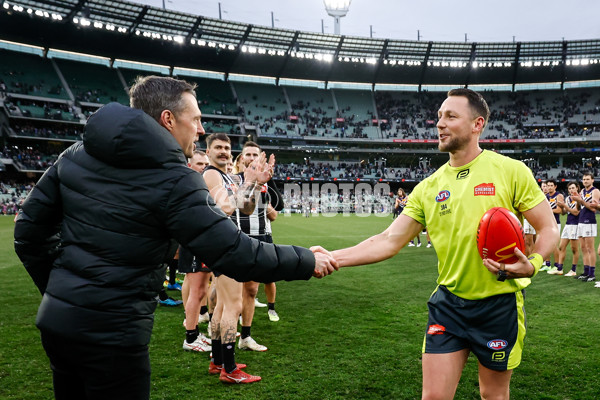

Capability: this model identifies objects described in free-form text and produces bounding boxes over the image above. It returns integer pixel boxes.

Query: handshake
[310,246,339,279]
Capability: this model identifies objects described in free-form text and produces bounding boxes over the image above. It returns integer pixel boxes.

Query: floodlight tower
[323,0,351,35]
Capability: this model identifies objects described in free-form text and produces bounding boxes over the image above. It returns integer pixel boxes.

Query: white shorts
[561,224,579,240]
[523,218,536,235]
[577,223,597,238]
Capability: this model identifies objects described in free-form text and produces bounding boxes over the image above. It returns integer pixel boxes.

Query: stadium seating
[178,76,239,116]
[56,59,128,105]
[0,49,67,100]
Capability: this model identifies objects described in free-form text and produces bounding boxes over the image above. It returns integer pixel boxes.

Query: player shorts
[423,285,526,371]
[561,224,579,240]
[523,218,536,235]
[178,246,212,274]
[577,223,597,238]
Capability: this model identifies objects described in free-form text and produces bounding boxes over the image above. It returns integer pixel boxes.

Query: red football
[476,207,525,264]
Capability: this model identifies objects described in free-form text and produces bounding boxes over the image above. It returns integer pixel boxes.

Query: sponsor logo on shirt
[487,339,508,350]
[456,169,470,180]
[474,183,495,196]
[427,324,446,335]
[435,190,451,202]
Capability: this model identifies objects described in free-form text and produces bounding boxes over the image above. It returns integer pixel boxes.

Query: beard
[438,134,470,153]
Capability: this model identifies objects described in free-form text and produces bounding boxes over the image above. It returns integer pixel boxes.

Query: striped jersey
[203,165,240,228]
[235,173,271,236]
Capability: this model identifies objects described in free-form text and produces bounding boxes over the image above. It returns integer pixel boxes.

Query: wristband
[527,253,543,277]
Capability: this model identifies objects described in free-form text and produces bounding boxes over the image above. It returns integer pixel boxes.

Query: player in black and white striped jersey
[202,133,275,383]
[236,142,284,354]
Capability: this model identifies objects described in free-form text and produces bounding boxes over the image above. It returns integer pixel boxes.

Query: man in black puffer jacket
[14,76,337,400]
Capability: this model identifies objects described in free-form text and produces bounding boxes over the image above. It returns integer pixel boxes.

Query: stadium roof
[2,0,600,88]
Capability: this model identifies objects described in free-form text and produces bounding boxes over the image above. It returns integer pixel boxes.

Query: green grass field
[0,214,598,399]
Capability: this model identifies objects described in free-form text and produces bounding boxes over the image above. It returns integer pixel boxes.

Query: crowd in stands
[290,100,374,139]
[1,146,59,171]
[282,191,394,215]
[197,99,240,116]
[274,161,436,181]
[72,87,120,104]
[0,180,32,215]
[3,96,80,121]
[11,124,82,140]
[0,76,64,98]
[376,90,600,141]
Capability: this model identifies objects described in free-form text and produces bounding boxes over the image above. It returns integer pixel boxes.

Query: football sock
[583,265,590,275]
[200,305,208,315]
[589,267,596,277]
[544,261,551,267]
[223,342,237,373]
[268,302,275,311]
[211,339,223,365]
[158,289,168,301]
[241,326,251,339]
[556,263,563,271]
[553,262,559,268]
[571,264,577,272]
[169,261,177,285]
[186,327,199,344]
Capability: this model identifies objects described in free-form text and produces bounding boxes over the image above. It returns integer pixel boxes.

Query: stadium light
[323,0,351,35]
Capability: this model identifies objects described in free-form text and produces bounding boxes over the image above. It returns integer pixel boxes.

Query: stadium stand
[178,76,239,116]
[0,49,67,100]
[55,59,128,105]
[1,41,600,190]
[234,82,299,136]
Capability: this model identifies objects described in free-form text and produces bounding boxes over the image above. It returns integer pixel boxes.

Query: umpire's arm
[330,214,424,268]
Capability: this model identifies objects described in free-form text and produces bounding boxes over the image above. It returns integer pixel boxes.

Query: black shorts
[423,285,526,371]
[178,246,211,274]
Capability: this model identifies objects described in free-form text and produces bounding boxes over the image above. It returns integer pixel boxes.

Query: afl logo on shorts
[487,339,508,350]
[435,190,451,202]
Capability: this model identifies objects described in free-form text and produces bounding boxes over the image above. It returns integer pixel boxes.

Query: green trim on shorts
[507,290,526,370]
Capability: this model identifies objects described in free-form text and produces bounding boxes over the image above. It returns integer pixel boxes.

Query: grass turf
[0,214,598,399]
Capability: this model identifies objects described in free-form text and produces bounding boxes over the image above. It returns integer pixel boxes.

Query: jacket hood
[83,102,186,168]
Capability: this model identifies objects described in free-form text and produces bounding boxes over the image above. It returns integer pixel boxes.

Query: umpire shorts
[422,285,526,371]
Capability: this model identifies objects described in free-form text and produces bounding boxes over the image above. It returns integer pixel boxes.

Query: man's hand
[310,246,339,278]
[244,152,275,186]
[482,247,535,280]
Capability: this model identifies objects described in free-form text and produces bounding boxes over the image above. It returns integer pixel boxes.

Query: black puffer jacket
[14,103,315,347]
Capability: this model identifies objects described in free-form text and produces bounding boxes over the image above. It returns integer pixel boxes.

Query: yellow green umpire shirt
[403,150,547,300]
